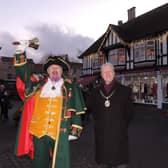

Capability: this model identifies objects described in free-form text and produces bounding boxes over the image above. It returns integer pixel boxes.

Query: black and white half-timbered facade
[79,3,168,109]
[78,34,106,86]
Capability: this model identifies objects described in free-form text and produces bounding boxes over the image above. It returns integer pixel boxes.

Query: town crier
[13,40,85,168]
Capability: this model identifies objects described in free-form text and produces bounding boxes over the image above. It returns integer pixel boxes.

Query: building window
[146,40,155,60]
[134,42,145,62]
[83,56,91,75]
[108,49,118,65]
[92,53,105,74]
[118,48,125,65]
[108,48,125,65]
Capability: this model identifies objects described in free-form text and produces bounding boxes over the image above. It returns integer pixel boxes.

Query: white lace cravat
[40,78,64,98]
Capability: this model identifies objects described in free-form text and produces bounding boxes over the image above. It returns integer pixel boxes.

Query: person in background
[0,84,9,120]
[13,42,86,168]
[86,63,133,168]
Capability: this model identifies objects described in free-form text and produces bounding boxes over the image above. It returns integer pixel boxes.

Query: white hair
[100,62,115,73]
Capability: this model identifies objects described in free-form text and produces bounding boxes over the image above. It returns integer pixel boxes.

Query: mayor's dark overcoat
[87,81,133,166]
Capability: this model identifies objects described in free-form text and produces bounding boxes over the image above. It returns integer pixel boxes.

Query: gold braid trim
[72,124,83,130]
[76,111,85,115]
[64,116,71,119]
[62,85,68,117]
[14,61,27,67]
[24,91,35,99]
[24,84,41,98]
[67,108,85,115]
[67,108,76,112]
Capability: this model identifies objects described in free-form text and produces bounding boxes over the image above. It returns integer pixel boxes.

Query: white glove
[15,40,29,54]
[68,135,78,141]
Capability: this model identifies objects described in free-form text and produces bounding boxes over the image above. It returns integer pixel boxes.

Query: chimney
[118,20,123,25]
[128,7,136,21]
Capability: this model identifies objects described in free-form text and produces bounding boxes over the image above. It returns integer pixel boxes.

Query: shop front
[127,75,157,105]
[116,70,168,109]
[117,72,157,105]
[161,70,168,108]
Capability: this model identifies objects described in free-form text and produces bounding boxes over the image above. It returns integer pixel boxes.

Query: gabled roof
[78,34,105,58]
[112,3,168,42]
[79,3,168,58]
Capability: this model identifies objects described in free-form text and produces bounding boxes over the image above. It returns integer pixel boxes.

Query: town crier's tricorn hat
[43,56,70,72]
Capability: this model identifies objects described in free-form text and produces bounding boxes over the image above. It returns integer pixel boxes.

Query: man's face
[101,65,115,84]
[47,64,63,82]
